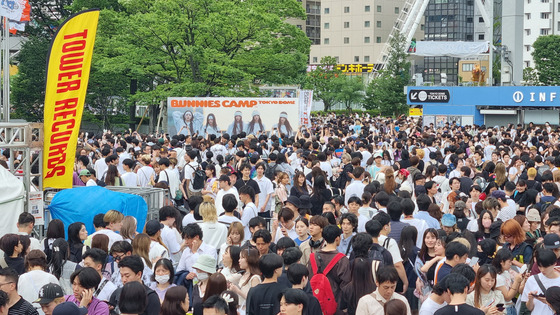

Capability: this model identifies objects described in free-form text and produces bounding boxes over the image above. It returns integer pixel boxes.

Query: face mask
[155,275,170,284]
[482,219,492,229]
[196,271,209,282]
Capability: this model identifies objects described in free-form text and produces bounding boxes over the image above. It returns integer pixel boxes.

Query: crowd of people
[5,113,560,315]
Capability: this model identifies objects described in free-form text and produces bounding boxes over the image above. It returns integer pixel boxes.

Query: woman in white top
[48,238,78,295]
[131,233,157,288]
[198,202,227,250]
[137,154,155,188]
[466,264,505,314]
[492,248,525,314]
[120,216,137,243]
[218,223,244,267]
[228,248,261,311]
[18,250,59,314]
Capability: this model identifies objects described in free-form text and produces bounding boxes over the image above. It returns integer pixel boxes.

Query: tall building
[422,0,475,84]
[522,0,559,68]
[308,0,423,66]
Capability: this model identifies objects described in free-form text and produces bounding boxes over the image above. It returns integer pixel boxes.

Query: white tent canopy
[0,166,25,236]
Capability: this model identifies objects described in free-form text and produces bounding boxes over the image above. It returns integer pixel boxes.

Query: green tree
[522,67,540,86]
[364,33,411,116]
[306,56,342,111]
[335,76,364,112]
[532,35,560,85]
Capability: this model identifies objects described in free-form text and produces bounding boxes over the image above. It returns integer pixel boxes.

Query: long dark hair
[67,222,85,249]
[344,257,375,312]
[46,219,65,240]
[159,286,187,315]
[247,115,264,134]
[311,175,327,197]
[277,112,293,136]
[399,226,418,261]
[473,265,498,308]
[418,228,438,263]
[49,238,70,279]
[294,171,307,193]
[203,273,227,302]
[232,115,243,135]
[183,111,194,135]
[227,246,241,272]
[205,113,218,130]
[105,165,120,186]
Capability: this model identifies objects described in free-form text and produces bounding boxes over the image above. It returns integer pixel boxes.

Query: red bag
[309,252,345,315]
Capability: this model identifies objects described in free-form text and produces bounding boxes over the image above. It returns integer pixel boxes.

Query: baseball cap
[79,169,91,176]
[53,302,88,315]
[145,219,164,236]
[544,233,560,249]
[34,283,64,304]
[441,213,457,227]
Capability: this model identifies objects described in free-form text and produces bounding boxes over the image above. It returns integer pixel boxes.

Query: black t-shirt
[109,284,161,315]
[246,282,287,315]
[234,178,261,194]
[434,303,484,315]
[9,296,39,315]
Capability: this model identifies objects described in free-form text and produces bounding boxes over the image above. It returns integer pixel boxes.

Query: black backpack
[188,164,207,190]
[369,241,394,282]
[264,163,278,181]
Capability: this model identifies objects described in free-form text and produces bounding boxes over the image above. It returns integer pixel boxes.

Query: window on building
[365,5,370,12]
[541,28,551,35]
[344,22,350,28]
[312,57,318,63]
[479,17,484,23]
[466,34,473,40]
[526,45,531,51]
[364,56,370,62]
[542,12,551,19]
[525,29,531,35]
[377,21,382,28]
[377,5,382,12]
[395,7,399,14]
[478,34,485,40]
[344,37,350,44]
[542,0,550,2]
[324,38,329,44]
[525,61,530,67]
[324,8,329,14]
[526,13,531,19]
[365,21,371,27]
[297,25,302,29]
[324,22,329,29]
[335,56,339,63]
[467,17,473,23]
[558,21,560,31]
[376,37,382,43]
[344,6,350,13]
[421,24,425,31]
[364,37,370,43]
[354,56,360,62]
[462,63,474,72]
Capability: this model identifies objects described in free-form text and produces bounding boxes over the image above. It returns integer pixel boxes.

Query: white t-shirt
[184,161,202,192]
[378,234,403,264]
[215,188,240,214]
[161,225,181,258]
[95,278,117,302]
[521,273,560,315]
[255,176,274,212]
[217,215,242,227]
[137,166,155,188]
[200,222,228,250]
[149,240,169,262]
[94,159,108,182]
[121,171,138,187]
[18,270,59,309]
[419,296,446,315]
[241,203,258,241]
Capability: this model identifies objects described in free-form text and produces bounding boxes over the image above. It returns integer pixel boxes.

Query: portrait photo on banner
[167,97,300,138]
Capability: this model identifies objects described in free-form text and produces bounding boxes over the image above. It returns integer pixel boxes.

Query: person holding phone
[521,248,560,315]
[466,265,504,315]
[65,267,109,314]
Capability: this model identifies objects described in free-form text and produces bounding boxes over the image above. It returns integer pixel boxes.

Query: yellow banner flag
[43,10,99,189]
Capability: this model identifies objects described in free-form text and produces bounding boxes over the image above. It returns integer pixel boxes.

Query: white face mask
[196,271,209,282]
[155,274,170,284]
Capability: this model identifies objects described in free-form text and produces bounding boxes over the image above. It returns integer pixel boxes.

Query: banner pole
[2,17,8,122]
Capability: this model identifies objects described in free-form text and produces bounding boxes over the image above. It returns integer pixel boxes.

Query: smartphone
[519,264,528,274]
[496,303,505,312]
[531,293,546,297]
[469,256,479,267]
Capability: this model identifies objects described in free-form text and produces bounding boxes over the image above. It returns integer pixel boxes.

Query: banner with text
[167,97,300,138]
[298,90,313,128]
[43,10,99,189]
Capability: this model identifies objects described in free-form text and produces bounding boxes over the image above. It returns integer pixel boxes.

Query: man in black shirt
[434,273,484,315]
[234,164,261,205]
[109,256,160,315]
[286,263,322,315]
[0,268,38,315]
[246,253,287,315]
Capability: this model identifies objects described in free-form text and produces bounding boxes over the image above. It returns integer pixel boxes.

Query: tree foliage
[364,33,411,116]
[532,35,560,86]
[335,76,364,112]
[306,56,343,111]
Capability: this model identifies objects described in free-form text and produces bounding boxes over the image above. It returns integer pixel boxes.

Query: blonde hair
[132,233,152,268]
[141,154,152,165]
[104,210,124,225]
[416,148,425,159]
[200,202,218,223]
[120,216,137,241]
[494,162,507,186]
[451,237,471,251]
[554,169,560,183]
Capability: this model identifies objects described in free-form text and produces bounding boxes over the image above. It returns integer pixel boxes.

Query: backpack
[264,163,278,181]
[188,163,206,190]
[368,242,394,283]
[309,252,345,315]
[541,199,555,214]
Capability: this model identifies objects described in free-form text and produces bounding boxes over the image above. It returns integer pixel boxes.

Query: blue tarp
[48,186,148,236]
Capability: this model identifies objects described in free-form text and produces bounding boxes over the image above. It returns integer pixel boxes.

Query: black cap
[545,233,560,249]
[34,283,64,304]
[145,219,163,236]
[52,302,88,315]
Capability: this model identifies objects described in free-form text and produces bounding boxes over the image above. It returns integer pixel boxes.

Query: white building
[523,0,558,68]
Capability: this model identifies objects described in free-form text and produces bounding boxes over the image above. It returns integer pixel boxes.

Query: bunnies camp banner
[43,10,99,189]
[167,97,300,138]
